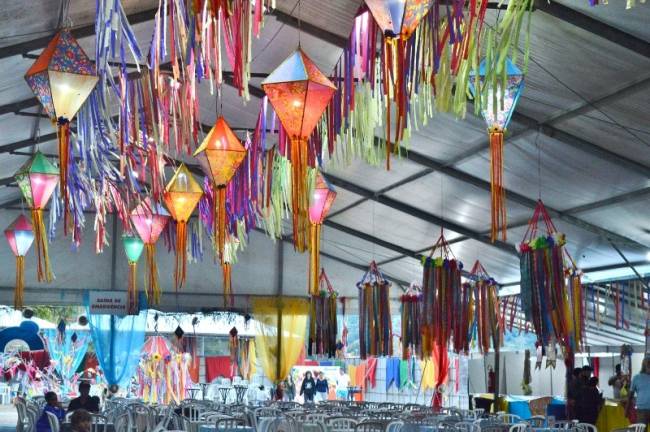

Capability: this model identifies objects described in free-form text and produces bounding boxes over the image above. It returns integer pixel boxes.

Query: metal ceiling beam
[534,0,650,60]
[567,187,650,215]
[324,173,519,257]
[0,8,159,60]
[271,9,348,48]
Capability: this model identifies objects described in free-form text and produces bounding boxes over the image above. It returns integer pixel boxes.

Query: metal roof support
[534,0,650,60]
[0,8,159,60]
[272,9,348,48]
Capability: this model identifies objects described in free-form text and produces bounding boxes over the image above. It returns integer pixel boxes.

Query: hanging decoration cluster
[421,231,465,354]
[308,269,338,358]
[519,200,584,354]
[357,261,393,359]
[400,282,422,360]
[467,260,501,355]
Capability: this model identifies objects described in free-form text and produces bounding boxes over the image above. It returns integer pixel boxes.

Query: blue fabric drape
[85,299,146,389]
[43,329,89,393]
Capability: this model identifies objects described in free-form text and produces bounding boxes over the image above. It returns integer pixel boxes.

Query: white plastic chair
[90,414,109,432]
[509,423,528,432]
[46,412,61,432]
[326,417,359,432]
[576,424,597,432]
[629,424,647,432]
[498,414,522,425]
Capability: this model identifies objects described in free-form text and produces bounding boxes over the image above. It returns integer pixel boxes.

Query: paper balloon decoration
[364,0,434,39]
[308,172,336,296]
[163,164,203,289]
[469,58,524,242]
[4,215,35,308]
[262,49,336,252]
[24,30,98,229]
[130,198,170,305]
[15,151,59,283]
[123,234,145,314]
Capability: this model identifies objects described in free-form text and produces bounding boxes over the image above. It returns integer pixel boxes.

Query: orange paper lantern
[163,164,203,289]
[261,49,336,252]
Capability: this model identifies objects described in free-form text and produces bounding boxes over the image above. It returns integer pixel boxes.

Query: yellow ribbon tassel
[58,121,70,235]
[215,186,227,264]
[15,256,25,309]
[290,138,309,252]
[32,208,53,283]
[308,224,321,296]
[489,127,507,242]
[128,261,138,314]
[175,221,187,289]
[145,243,161,305]
[223,262,232,307]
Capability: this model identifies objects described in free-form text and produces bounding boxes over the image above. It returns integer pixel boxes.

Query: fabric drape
[85,304,146,389]
[43,329,89,392]
[252,297,309,383]
[205,356,233,381]
[419,357,437,391]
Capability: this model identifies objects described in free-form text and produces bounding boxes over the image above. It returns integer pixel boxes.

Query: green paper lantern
[123,234,144,263]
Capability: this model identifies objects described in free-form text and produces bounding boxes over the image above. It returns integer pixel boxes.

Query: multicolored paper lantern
[364,0,434,39]
[15,151,59,283]
[261,49,336,252]
[130,198,170,305]
[163,164,203,289]
[469,58,524,242]
[123,234,145,314]
[4,215,35,308]
[308,171,336,296]
[24,30,98,231]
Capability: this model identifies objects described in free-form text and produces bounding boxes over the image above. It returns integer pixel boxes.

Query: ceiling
[0,0,648,346]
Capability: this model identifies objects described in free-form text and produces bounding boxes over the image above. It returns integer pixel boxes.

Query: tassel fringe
[145,243,161,305]
[32,209,53,283]
[175,221,187,289]
[128,261,138,313]
[14,256,25,309]
[489,128,506,242]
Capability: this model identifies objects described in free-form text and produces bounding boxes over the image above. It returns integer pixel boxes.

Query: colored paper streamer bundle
[467,260,501,355]
[357,261,392,359]
[421,231,464,354]
[400,282,422,359]
[519,200,583,353]
[308,269,338,358]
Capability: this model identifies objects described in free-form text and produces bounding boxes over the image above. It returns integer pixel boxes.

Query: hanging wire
[535,128,542,201]
[297,0,302,47]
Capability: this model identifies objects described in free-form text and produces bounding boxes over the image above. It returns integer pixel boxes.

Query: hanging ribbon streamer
[469,261,501,355]
[308,269,338,358]
[401,282,423,359]
[357,261,392,359]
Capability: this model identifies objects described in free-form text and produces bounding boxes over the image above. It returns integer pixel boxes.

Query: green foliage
[30,305,83,324]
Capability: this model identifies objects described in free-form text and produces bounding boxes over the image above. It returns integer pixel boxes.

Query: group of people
[567,365,603,425]
[35,382,100,432]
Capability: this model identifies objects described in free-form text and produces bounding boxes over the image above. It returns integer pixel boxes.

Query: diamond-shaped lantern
[365,0,434,39]
[468,58,524,243]
[15,151,59,283]
[194,116,246,263]
[123,234,145,314]
[4,215,35,308]
[308,172,337,295]
[130,198,170,305]
[24,30,99,225]
[163,164,203,289]
[261,49,336,252]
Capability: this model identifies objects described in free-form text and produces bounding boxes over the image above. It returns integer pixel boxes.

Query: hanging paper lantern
[357,261,392,359]
[519,200,583,354]
[468,58,524,242]
[130,198,170,305]
[24,30,98,231]
[261,49,336,252]
[421,231,463,354]
[123,234,145,314]
[400,282,422,359]
[15,151,59,283]
[163,164,203,289]
[4,215,35,308]
[309,269,338,358]
[364,0,434,39]
[307,172,336,296]
[194,116,246,263]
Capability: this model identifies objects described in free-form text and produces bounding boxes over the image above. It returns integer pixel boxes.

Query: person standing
[336,368,350,400]
[300,371,316,404]
[315,372,329,402]
[575,377,604,425]
[609,364,628,400]
[628,357,650,425]
[68,382,100,413]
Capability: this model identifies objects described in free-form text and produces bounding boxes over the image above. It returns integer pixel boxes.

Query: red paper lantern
[308,172,336,295]
[4,215,35,308]
[262,49,336,252]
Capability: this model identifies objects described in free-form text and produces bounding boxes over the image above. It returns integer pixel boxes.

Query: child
[36,392,65,432]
